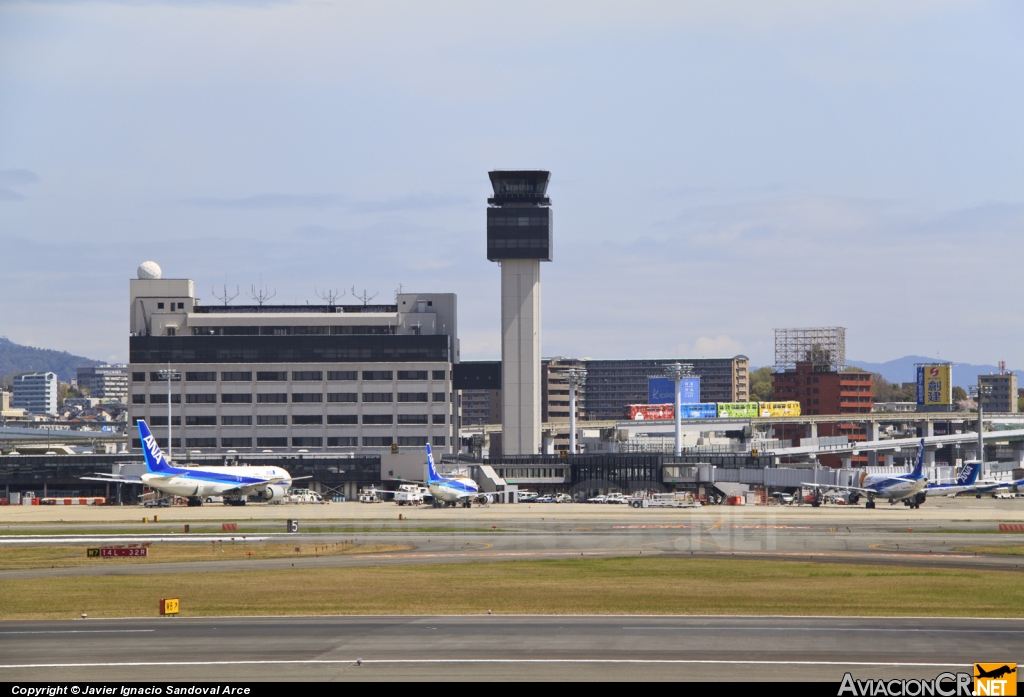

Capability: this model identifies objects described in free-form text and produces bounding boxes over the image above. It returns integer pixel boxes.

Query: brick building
[773,362,874,467]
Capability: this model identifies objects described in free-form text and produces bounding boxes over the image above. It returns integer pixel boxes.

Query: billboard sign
[917,365,952,406]
[648,377,700,405]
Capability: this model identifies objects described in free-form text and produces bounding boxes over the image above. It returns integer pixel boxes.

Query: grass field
[2,557,1023,620]
[954,545,1024,556]
[0,542,412,570]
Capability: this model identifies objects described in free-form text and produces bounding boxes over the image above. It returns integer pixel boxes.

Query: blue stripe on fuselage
[174,470,273,486]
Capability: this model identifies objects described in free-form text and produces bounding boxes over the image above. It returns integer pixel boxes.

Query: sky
[1,1,1022,372]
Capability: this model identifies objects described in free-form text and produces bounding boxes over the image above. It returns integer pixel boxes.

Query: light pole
[663,363,694,457]
[969,384,992,475]
[564,369,587,455]
[157,367,181,462]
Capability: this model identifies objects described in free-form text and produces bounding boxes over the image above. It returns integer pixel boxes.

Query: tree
[749,366,774,402]
[952,386,967,402]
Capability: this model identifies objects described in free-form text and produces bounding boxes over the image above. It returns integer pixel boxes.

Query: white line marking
[0,630,156,635]
[0,659,978,669]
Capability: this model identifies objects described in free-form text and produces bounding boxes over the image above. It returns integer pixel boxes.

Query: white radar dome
[137,261,162,280]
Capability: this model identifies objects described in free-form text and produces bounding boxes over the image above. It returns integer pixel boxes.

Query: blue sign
[648,377,700,405]
[916,366,925,405]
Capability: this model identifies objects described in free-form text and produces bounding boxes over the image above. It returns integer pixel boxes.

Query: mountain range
[846,356,1019,390]
[0,336,102,384]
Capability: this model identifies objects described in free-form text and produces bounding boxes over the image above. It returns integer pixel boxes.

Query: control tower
[486,170,552,455]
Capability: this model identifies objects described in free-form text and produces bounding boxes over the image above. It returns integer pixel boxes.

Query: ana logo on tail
[425,443,440,482]
[137,420,174,473]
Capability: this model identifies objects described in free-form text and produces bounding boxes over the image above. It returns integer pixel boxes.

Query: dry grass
[2,557,1023,620]
[0,542,411,570]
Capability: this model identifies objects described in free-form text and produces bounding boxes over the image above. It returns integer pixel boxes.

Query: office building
[128,262,458,455]
[12,372,58,415]
[77,364,128,403]
[979,373,1018,413]
[487,170,552,455]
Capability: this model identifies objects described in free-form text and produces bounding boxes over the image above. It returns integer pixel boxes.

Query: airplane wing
[801,482,878,494]
[81,474,142,484]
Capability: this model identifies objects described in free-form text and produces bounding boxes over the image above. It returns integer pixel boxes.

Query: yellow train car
[757,401,801,417]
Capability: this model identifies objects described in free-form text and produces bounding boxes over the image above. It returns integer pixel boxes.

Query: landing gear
[865,500,876,509]
[186,496,203,507]
[462,500,472,508]
[226,497,246,506]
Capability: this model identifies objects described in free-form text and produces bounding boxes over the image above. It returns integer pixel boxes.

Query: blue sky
[1,1,1022,369]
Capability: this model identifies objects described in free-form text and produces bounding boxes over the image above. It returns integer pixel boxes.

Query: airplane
[802,438,928,509]
[975,665,1016,680]
[82,420,305,506]
[926,460,981,497]
[425,443,491,508]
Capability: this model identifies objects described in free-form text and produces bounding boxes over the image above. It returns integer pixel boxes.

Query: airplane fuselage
[428,477,479,504]
[141,466,291,498]
[855,472,927,502]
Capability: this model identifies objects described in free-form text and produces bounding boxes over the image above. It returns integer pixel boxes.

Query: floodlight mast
[157,367,180,462]
[563,369,587,454]
[969,384,993,475]
[663,363,694,457]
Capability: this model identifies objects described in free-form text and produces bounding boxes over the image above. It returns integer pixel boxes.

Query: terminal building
[127,262,458,457]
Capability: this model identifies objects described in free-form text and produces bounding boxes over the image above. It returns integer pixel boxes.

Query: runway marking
[0,659,978,669]
[621,627,1024,634]
[0,630,156,635]
[703,520,723,533]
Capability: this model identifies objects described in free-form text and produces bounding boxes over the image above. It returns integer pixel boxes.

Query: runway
[0,615,1016,681]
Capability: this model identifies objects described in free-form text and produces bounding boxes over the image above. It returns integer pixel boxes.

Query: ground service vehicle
[394,484,428,505]
[628,493,701,509]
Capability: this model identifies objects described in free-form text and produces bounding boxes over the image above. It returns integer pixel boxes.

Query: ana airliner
[83,420,304,506]
[802,438,928,509]
[425,443,491,508]
[925,460,981,497]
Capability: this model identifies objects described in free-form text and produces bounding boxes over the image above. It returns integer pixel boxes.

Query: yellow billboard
[920,365,952,405]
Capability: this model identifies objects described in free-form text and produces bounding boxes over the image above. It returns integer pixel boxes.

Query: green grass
[953,546,1024,556]
[3,557,1023,620]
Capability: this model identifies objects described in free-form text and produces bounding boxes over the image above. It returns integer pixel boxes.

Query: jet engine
[847,493,861,505]
[259,485,287,503]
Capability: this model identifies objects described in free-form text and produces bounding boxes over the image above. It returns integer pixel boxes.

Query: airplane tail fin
[958,460,981,486]
[425,443,441,483]
[137,420,174,474]
[910,438,925,479]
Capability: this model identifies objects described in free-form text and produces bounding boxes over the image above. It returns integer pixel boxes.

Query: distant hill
[0,336,102,384]
[847,355,1020,390]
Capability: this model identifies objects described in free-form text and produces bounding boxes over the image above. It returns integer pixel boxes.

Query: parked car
[605,494,628,504]
[205,496,224,504]
[587,495,607,504]
[535,495,555,503]
[143,499,170,508]
[771,492,794,505]
[554,493,573,503]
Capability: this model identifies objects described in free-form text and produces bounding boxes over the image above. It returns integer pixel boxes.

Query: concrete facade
[979,373,1018,413]
[76,364,128,403]
[12,372,57,415]
[500,258,542,455]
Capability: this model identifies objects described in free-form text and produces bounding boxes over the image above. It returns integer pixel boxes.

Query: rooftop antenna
[394,283,404,302]
[211,277,239,307]
[247,275,276,308]
[316,286,345,309]
[351,286,378,306]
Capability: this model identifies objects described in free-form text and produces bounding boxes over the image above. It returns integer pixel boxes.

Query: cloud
[349,194,472,214]
[181,193,344,209]
[0,169,41,187]
[0,189,26,203]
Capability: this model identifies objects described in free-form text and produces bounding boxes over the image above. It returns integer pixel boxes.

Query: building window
[292,414,323,425]
[328,393,358,403]
[257,372,288,381]
[398,436,428,446]
[292,371,323,381]
[132,372,146,381]
[186,372,217,382]
[221,393,252,404]
[183,393,215,404]
[432,370,446,381]
[150,393,181,404]
[363,414,394,425]
[186,438,217,448]
[187,415,217,426]
[257,393,288,403]
[397,371,428,381]
[292,437,322,447]
[398,414,428,425]
[362,371,393,381]
[150,372,180,382]
[132,394,146,404]
[257,415,287,425]
[432,414,446,425]
[398,393,428,403]
[327,414,358,425]
[222,415,252,426]
[432,392,447,402]
[221,372,252,381]
[157,303,164,309]
[148,416,180,426]
[256,437,288,447]
[292,393,322,403]
[177,302,184,309]
[363,436,393,446]
[328,371,358,381]
[363,393,393,403]
[432,436,446,446]
[328,437,357,447]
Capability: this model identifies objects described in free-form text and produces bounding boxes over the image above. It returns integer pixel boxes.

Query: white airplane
[83,420,305,506]
[926,460,981,497]
[802,439,928,509]
[425,443,491,508]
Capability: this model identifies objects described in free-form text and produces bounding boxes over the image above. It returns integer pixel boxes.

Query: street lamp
[969,384,992,474]
[563,369,587,455]
[663,363,694,457]
[157,367,181,462]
